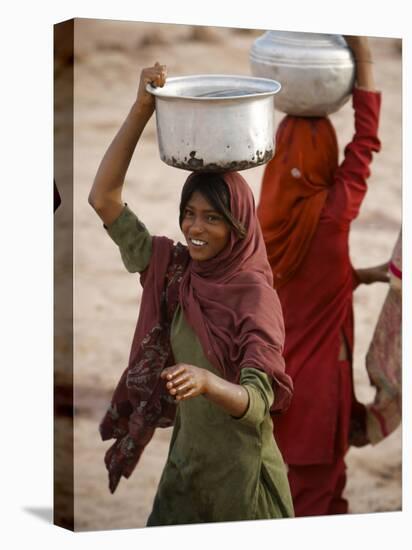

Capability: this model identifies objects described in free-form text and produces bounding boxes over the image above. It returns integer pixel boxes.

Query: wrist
[355,268,368,285]
[202,370,215,396]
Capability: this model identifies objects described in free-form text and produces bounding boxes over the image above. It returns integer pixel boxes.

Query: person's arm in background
[344,37,387,289]
[328,36,381,224]
[344,35,376,91]
[355,261,389,286]
[88,63,166,227]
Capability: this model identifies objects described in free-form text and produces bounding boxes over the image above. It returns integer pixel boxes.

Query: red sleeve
[326,88,381,223]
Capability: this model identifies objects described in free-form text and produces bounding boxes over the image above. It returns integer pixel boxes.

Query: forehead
[186,191,216,211]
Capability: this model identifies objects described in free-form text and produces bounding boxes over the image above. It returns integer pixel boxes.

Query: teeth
[190,238,207,246]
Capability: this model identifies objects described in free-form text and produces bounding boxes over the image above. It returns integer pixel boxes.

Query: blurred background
[54,18,402,530]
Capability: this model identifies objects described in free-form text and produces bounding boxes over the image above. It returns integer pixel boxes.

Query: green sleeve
[105,205,152,273]
[235,367,274,428]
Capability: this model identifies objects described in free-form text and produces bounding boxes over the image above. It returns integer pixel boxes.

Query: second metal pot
[250,31,355,117]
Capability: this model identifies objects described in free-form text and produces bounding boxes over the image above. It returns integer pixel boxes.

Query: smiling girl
[89,63,294,526]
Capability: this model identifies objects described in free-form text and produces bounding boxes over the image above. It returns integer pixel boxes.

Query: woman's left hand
[161,363,209,401]
[343,35,376,91]
[356,261,390,285]
[343,35,372,60]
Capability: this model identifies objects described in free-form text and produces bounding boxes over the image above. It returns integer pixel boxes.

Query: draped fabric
[257,116,338,288]
[100,171,293,492]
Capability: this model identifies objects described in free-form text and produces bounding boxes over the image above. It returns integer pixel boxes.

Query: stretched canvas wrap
[54,17,402,531]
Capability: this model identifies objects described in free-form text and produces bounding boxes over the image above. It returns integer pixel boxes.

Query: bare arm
[88,63,167,226]
[330,35,381,223]
[355,261,389,285]
[161,364,250,418]
[344,35,376,91]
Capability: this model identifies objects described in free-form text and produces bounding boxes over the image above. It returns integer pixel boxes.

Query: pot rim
[146,74,281,101]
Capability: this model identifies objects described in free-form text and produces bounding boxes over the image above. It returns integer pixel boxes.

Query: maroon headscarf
[100,171,292,492]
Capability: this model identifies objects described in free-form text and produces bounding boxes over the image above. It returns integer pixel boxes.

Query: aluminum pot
[249,31,355,117]
[147,75,281,172]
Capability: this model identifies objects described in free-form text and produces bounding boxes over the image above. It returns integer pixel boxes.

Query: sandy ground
[54,19,402,531]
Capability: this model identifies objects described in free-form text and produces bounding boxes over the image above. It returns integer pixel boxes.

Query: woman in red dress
[257,36,383,516]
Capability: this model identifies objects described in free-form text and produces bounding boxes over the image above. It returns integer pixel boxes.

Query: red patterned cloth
[99,239,188,493]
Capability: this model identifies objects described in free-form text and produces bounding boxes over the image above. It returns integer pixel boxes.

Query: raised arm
[88,63,167,226]
[327,37,381,223]
[344,35,376,91]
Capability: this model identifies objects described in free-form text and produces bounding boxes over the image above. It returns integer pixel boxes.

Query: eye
[206,214,222,223]
[183,208,194,218]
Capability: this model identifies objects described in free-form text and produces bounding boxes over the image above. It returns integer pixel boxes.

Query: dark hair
[179,173,247,239]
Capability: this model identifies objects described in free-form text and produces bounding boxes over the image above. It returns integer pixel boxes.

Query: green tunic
[107,206,294,525]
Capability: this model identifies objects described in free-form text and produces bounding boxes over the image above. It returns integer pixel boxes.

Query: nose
[188,216,204,235]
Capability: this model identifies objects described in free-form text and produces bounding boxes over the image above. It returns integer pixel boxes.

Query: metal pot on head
[249,31,355,117]
[147,75,281,172]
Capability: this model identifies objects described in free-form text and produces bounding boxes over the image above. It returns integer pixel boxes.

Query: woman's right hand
[161,363,250,418]
[161,363,209,401]
[136,62,167,113]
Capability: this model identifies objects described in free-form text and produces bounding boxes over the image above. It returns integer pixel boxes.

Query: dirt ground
[54,19,402,531]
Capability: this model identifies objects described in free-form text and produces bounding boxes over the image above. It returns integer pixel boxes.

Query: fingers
[167,378,191,394]
[175,388,197,401]
[167,372,191,386]
[374,263,390,283]
[142,62,167,88]
[169,380,194,397]
[166,373,194,396]
[161,364,200,400]
[160,364,186,380]
[136,62,167,108]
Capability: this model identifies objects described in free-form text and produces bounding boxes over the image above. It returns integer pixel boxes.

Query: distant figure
[257,36,382,516]
[89,63,294,525]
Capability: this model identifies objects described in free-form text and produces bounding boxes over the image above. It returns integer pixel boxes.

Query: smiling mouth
[189,238,207,247]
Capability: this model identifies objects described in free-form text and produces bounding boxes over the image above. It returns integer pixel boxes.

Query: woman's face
[181,191,231,261]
